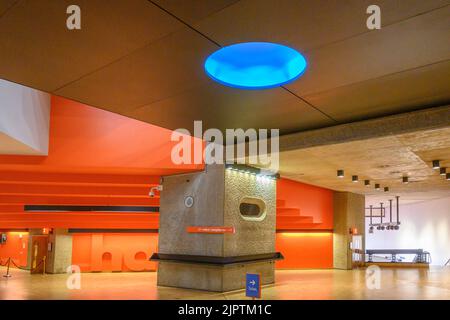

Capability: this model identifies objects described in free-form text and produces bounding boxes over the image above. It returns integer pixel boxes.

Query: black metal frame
[24,205,159,213]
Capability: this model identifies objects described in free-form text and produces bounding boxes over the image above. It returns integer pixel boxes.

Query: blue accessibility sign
[246,273,261,298]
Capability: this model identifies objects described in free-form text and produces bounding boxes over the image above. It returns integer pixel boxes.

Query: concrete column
[46,229,72,274]
[333,192,365,270]
[155,164,278,292]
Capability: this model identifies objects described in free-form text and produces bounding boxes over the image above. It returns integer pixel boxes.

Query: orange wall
[276,233,333,269]
[0,232,29,267]
[71,178,335,272]
[0,96,203,173]
[72,233,158,272]
[0,95,203,230]
[71,231,334,271]
[277,178,333,229]
[276,178,334,268]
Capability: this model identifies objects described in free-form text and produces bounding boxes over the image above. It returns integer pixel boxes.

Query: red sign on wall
[186,226,235,234]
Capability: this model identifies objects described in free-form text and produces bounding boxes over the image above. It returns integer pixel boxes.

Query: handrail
[445,259,450,266]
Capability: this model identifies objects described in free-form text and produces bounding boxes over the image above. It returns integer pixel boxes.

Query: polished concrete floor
[1,266,449,300]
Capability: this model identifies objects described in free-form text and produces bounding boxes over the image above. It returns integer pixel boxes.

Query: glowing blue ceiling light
[204,42,307,89]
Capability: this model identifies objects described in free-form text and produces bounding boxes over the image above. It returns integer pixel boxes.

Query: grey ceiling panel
[0,0,17,17]
[153,0,240,25]
[128,81,334,134]
[54,27,218,113]
[0,0,182,91]
[0,0,449,135]
[286,6,450,96]
[305,60,450,122]
[194,0,450,50]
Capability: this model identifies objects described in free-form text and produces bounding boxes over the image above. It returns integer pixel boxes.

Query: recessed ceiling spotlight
[364,180,370,186]
[384,187,389,192]
[439,167,446,176]
[352,175,359,183]
[337,169,344,178]
[432,160,440,169]
[375,183,380,191]
[402,176,409,184]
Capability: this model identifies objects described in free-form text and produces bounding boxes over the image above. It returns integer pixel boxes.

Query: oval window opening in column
[239,197,267,221]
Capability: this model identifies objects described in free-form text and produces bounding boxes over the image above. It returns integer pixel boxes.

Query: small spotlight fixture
[439,167,446,176]
[384,187,389,192]
[447,173,450,181]
[402,176,409,184]
[375,183,380,191]
[337,169,344,178]
[364,180,370,186]
[432,160,440,169]
[352,175,358,183]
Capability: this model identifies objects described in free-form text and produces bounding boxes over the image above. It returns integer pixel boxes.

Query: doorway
[351,235,364,268]
[30,235,48,274]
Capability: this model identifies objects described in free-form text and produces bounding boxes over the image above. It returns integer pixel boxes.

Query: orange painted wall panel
[71,231,333,271]
[276,178,334,268]
[0,232,29,267]
[277,178,334,229]
[0,96,204,173]
[0,212,159,229]
[276,233,333,269]
[72,233,158,272]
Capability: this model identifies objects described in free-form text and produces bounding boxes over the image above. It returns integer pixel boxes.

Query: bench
[366,249,429,263]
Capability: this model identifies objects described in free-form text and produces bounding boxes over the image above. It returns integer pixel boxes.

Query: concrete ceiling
[279,126,450,205]
[0,0,449,134]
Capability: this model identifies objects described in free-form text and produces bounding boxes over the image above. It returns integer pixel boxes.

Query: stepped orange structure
[276,199,330,231]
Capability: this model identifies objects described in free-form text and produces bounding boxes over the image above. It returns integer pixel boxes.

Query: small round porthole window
[239,197,266,221]
[184,196,194,208]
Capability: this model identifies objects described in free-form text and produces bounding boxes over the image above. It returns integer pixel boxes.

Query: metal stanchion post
[42,256,46,275]
[3,258,12,278]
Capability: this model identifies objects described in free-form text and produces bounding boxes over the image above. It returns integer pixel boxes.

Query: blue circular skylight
[204,42,307,89]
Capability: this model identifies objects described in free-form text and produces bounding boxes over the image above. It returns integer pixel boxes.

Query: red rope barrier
[2,257,46,277]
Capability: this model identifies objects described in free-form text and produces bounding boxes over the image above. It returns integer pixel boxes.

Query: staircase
[276,199,324,230]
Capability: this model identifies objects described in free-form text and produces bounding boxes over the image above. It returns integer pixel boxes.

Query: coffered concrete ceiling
[279,126,450,205]
[0,0,449,134]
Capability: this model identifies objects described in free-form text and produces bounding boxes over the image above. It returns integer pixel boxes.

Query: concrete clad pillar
[46,229,72,274]
[333,192,365,270]
[155,164,278,292]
